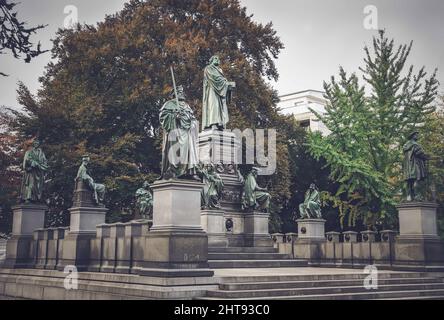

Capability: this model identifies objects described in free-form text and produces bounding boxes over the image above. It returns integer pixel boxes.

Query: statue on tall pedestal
[20,139,49,203]
[160,84,200,180]
[202,55,236,131]
[402,131,430,201]
[241,167,271,212]
[199,163,224,209]
[75,155,106,206]
[299,183,322,219]
[135,181,153,219]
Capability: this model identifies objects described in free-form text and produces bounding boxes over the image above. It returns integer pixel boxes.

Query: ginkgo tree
[308,30,439,229]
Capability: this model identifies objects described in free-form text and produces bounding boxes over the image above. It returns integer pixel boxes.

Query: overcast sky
[1,0,443,110]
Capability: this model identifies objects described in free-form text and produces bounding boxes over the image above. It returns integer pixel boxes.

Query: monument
[4,139,49,268]
[59,155,108,270]
[135,71,212,277]
[395,131,444,269]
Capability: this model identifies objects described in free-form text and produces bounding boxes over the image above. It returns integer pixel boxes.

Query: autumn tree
[0,0,47,76]
[9,0,292,227]
[308,30,439,229]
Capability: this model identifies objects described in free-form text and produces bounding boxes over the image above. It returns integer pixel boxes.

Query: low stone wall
[271,230,444,269]
[26,221,152,273]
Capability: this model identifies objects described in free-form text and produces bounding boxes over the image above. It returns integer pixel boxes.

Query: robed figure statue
[200,163,224,209]
[202,55,236,131]
[299,183,322,219]
[20,139,49,203]
[160,85,200,180]
[403,131,430,201]
[76,155,106,205]
[135,181,153,219]
[241,167,271,212]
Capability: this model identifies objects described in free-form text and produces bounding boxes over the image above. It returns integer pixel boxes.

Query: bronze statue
[200,163,224,209]
[20,139,48,203]
[299,183,322,219]
[75,155,106,205]
[402,131,430,201]
[202,55,236,131]
[135,181,153,219]
[241,167,270,212]
[159,84,200,180]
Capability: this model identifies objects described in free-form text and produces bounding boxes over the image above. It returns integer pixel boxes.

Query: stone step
[208,259,308,269]
[199,289,444,300]
[208,247,278,253]
[204,282,444,299]
[217,271,434,284]
[208,252,290,260]
[219,277,442,290]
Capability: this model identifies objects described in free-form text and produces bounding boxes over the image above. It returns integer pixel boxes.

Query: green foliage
[308,30,439,229]
[7,0,291,226]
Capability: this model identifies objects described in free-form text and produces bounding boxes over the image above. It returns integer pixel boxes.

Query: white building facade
[277,89,330,135]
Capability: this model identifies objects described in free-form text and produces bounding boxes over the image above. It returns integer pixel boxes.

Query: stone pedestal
[294,219,326,262]
[198,129,240,165]
[201,209,228,247]
[296,219,326,241]
[135,180,213,277]
[394,202,444,269]
[244,211,273,247]
[59,206,107,271]
[3,204,47,268]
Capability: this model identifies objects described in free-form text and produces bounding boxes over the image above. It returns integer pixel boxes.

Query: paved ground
[213,267,399,277]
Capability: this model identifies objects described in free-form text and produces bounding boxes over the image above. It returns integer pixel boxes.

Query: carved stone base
[244,211,273,247]
[296,219,326,241]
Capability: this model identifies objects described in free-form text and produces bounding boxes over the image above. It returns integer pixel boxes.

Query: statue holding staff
[159,67,200,180]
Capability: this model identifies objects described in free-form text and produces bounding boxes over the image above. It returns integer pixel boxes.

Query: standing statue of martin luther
[202,55,236,131]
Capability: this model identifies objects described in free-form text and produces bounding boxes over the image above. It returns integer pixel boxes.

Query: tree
[308,30,439,229]
[8,0,290,227]
[421,99,444,239]
[0,110,22,233]
[0,0,47,76]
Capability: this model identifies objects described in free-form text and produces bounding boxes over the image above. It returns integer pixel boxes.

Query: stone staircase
[198,270,444,300]
[208,246,308,269]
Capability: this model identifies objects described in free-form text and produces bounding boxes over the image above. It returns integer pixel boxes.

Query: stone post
[135,180,213,277]
[244,211,273,247]
[4,204,47,268]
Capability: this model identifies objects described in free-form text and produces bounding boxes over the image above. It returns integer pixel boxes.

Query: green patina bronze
[241,167,270,212]
[20,139,49,203]
[402,131,430,201]
[135,181,153,219]
[200,163,224,209]
[160,85,200,180]
[202,55,236,131]
[299,183,322,219]
[76,155,106,205]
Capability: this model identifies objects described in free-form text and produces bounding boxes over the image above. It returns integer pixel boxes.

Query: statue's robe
[201,169,224,209]
[160,99,199,178]
[241,173,270,211]
[20,147,48,202]
[403,140,427,182]
[299,189,321,218]
[202,64,231,130]
[76,164,106,204]
[135,188,153,218]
